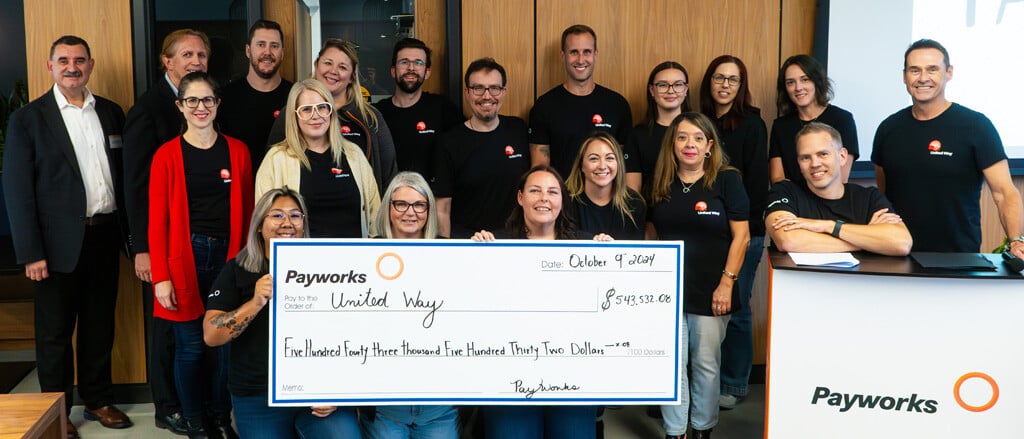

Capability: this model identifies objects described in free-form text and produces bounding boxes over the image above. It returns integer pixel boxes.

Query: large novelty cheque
[269,239,684,406]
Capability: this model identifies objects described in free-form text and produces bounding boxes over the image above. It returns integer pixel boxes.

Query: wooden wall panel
[22,0,145,383]
[415,0,448,95]
[265,0,298,83]
[981,177,1024,252]
[461,0,535,120]
[780,0,817,64]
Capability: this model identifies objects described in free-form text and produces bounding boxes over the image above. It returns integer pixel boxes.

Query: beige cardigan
[255,140,380,238]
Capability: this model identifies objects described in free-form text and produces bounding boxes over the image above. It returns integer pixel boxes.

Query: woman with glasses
[363,172,458,438]
[647,113,749,439]
[268,39,397,194]
[567,133,646,240]
[628,61,691,194]
[769,54,859,184]
[257,79,380,238]
[149,71,252,438]
[204,188,361,438]
[698,55,768,413]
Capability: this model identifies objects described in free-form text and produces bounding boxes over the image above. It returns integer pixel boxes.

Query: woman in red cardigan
[149,71,253,438]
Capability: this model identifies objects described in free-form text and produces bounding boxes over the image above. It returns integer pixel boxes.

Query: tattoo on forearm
[211,311,255,339]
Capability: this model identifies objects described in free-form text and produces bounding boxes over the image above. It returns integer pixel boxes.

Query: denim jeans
[232,394,360,438]
[167,234,230,421]
[482,406,596,438]
[362,405,458,439]
[660,309,691,437]
[720,236,765,397]
[687,313,730,430]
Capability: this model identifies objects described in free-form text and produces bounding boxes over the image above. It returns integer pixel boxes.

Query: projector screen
[825,0,1024,175]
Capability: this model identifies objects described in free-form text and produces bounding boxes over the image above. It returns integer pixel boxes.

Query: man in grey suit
[2,35,132,438]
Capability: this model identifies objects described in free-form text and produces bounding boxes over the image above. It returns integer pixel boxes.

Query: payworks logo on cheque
[284,269,367,286]
[810,386,938,414]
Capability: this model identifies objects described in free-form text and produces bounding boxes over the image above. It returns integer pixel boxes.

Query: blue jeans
[720,236,764,397]
[660,310,691,437]
[362,405,458,438]
[687,313,730,430]
[482,406,596,438]
[231,394,360,438]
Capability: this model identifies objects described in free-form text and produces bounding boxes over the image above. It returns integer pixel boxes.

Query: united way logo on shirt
[505,145,523,159]
[928,139,953,157]
[220,168,232,183]
[416,121,435,134]
[695,200,720,217]
[340,125,362,137]
[331,167,351,178]
[591,113,612,129]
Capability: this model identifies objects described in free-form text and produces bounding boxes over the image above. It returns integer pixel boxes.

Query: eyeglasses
[391,200,428,213]
[711,74,741,87]
[265,211,305,225]
[397,59,426,69]
[653,81,687,94]
[179,96,219,108]
[295,103,333,120]
[467,85,505,96]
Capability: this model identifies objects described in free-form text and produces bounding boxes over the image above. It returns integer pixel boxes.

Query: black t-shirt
[717,110,769,237]
[769,105,859,187]
[374,92,463,182]
[182,136,231,238]
[528,84,634,177]
[300,150,362,238]
[206,259,268,396]
[433,116,530,238]
[872,104,1006,253]
[765,180,892,225]
[572,191,646,240]
[626,122,669,191]
[218,77,293,172]
[648,171,749,315]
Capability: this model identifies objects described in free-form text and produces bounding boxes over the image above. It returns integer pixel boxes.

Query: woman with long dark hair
[628,61,691,194]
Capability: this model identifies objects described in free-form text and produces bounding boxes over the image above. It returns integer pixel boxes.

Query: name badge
[108,135,123,149]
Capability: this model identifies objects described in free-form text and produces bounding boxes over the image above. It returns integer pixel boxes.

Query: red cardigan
[149,135,253,321]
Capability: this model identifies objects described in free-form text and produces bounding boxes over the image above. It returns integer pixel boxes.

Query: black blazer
[2,88,128,273]
[122,78,184,255]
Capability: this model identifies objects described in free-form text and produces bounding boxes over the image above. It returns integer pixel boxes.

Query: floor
[5,349,765,438]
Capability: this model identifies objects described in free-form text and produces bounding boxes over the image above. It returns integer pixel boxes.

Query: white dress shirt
[53,84,116,217]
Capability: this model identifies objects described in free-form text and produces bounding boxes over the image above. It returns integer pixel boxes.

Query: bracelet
[722,269,738,281]
[831,220,845,238]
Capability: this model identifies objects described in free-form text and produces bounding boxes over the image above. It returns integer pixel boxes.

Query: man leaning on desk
[765,122,913,256]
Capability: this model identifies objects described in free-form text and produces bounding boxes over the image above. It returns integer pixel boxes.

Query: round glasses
[652,81,688,94]
[711,74,741,87]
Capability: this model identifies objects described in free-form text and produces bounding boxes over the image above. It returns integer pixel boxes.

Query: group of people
[3,17,1022,439]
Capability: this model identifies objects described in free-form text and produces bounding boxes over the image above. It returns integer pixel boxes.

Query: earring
[704,151,711,158]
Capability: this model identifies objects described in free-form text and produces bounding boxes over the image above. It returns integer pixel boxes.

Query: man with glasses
[529,24,636,188]
[3,35,131,438]
[219,19,292,173]
[432,58,529,238]
[375,38,462,182]
[872,39,1024,257]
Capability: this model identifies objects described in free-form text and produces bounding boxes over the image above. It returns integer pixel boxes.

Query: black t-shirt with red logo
[764,180,892,226]
[871,103,1006,252]
[300,150,362,238]
[433,115,530,238]
[374,92,463,182]
[648,170,749,315]
[218,77,292,173]
[181,135,232,238]
[529,84,633,177]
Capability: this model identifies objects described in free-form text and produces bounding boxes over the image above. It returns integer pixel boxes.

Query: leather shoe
[156,411,189,435]
[206,415,239,439]
[691,428,712,439]
[83,405,133,429]
[65,421,80,439]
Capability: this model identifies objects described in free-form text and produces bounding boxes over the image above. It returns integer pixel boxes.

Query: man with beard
[219,19,292,172]
[375,38,462,182]
[433,58,529,238]
[529,24,637,188]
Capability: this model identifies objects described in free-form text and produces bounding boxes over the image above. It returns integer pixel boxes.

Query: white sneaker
[719,393,739,410]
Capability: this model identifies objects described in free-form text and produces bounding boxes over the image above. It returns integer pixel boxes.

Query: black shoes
[184,417,208,439]
[691,428,713,439]
[205,415,239,439]
[155,411,189,435]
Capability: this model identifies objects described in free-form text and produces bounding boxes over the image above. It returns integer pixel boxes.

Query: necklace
[681,180,697,193]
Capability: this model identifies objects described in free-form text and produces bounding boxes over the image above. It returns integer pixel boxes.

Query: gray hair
[374,172,438,239]
[237,186,310,273]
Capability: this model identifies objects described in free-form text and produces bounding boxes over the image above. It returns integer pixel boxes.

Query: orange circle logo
[953,372,998,412]
[928,139,942,152]
[375,252,404,280]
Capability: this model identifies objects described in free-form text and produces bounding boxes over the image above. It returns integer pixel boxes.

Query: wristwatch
[1010,236,1024,245]
[831,220,845,238]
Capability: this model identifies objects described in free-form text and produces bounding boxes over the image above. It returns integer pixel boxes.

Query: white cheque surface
[269,239,684,406]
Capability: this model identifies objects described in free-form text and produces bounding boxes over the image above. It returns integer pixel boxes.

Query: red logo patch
[928,140,942,152]
[273,110,280,119]
[695,201,708,212]
[592,114,603,124]
[505,145,514,155]
[331,168,343,175]
[416,121,427,131]
[220,169,231,179]
[341,125,352,134]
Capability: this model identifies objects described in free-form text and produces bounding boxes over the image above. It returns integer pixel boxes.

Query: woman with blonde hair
[257,79,380,238]
[567,132,646,240]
